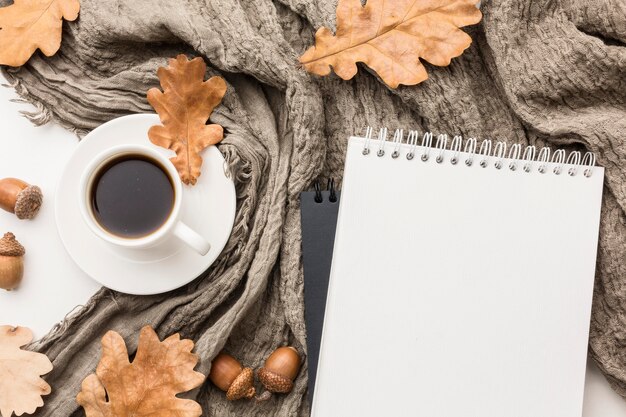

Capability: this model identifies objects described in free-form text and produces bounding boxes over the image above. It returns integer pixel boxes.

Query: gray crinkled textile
[2,0,626,415]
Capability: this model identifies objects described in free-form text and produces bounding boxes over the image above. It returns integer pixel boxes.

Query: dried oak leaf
[147,55,227,186]
[0,326,53,417]
[76,326,205,417]
[299,0,482,88]
[0,0,80,67]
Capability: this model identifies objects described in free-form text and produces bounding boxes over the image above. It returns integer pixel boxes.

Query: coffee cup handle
[173,221,211,256]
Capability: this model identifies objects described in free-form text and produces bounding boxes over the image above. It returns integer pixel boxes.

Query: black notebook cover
[300,183,340,402]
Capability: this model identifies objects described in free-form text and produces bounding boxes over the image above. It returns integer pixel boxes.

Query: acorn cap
[14,185,42,220]
[0,233,25,257]
[226,368,255,401]
[258,367,293,394]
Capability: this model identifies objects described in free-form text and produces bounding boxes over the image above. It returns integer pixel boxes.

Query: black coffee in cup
[90,155,175,238]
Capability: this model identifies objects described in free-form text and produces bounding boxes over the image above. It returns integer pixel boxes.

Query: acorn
[0,233,25,291]
[208,352,256,401]
[0,178,43,220]
[257,346,302,401]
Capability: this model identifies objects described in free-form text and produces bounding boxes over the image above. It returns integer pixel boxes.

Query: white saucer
[55,114,236,295]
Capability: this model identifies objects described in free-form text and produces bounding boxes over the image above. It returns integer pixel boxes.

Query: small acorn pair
[0,178,43,291]
[208,347,302,402]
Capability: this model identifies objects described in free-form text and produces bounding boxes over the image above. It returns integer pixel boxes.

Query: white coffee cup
[78,144,210,256]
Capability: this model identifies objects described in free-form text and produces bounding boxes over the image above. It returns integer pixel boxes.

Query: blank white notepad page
[311,136,604,417]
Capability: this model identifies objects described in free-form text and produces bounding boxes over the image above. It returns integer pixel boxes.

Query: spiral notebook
[311,129,604,417]
[300,180,340,402]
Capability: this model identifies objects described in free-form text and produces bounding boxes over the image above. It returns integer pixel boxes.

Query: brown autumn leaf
[0,326,53,417]
[0,0,80,67]
[299,0,482,88]
[147,55,227,186]
[76,326,205,417]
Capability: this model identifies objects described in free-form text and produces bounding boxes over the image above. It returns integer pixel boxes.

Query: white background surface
[0,74,625,416]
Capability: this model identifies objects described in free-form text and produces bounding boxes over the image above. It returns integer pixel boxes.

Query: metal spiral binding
[493,141,507,169]
[328,178,338,202]
[450,135,462,165]
[464,138,477,167]
[313,181,323,203]
[391,129,403,159]
[360,127,597,177]
[313,178,338,203]
[435,134,447,164]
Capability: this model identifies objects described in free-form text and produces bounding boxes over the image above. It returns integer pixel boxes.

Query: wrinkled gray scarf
[2,0,626,415]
